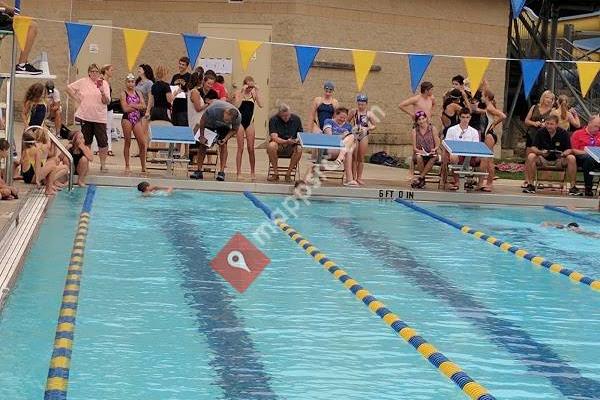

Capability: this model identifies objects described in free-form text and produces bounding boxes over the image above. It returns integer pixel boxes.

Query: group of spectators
[2,55,599,197]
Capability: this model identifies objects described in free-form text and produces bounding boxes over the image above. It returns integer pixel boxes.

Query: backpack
[370,151,398,166]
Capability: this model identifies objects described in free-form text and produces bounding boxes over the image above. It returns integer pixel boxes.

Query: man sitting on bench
[190,99,242,181]
[267,103,302,182]
[0,1,42,75]
[441,107,480,190]
[523,114,582,196]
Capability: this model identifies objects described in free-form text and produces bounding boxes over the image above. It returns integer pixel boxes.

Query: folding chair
[535,164,567,193]
[188,147,219,177]
[268,154,299,182]
[411,155,442,187]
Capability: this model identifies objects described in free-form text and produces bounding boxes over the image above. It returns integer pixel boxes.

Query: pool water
[0,188,599,400]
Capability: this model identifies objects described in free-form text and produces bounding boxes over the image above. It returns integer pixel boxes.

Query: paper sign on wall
[89,43,99,54]
[199,58,233,74]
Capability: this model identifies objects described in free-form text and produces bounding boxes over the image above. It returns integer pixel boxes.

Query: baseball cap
[324,80,335,90]
[45,81,55,94]
[356,93,368,102]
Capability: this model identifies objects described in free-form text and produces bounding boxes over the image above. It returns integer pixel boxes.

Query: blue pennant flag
[65,22,92,65]
[520,59,545,98]
[408,53,433,93]
[182,33,206,68]
[294,45,320,83]
[511,0,526,19]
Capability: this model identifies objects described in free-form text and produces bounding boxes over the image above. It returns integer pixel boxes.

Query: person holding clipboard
[190,100,242,181]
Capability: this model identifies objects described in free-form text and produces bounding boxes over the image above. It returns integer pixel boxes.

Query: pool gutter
[88,175,599,210]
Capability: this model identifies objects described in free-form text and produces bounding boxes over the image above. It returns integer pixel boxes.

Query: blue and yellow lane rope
[44,185,96,400]
[244,191,496,400]
[395,199,600,292]
[544,205,600,225]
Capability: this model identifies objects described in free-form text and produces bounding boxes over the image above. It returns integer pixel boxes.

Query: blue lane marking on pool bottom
[544,205,600,225]
[334,217,600,400]
[158,211,277,400]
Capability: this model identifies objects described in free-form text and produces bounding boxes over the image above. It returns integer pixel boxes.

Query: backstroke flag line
[464,57,491,94]
[352,49,376,91]
[294,45,320,83]
[520,59,545,99]
[12,15,31,51]
[182,33,206,69]
[511,0,526,19]
[238,40,262,72]
[65,22,93,65]
[123,28,149,71]
[408,54,434,93]
[576,61,600,97]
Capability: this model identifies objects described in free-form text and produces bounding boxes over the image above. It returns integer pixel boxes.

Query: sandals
[343,180,359,187]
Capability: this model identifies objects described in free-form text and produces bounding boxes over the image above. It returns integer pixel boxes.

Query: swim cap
[356,93,368,102]
[324,81,335,90]
[567,222,579,228]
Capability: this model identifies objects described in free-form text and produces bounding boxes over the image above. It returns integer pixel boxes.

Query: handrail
[24,125,74,191]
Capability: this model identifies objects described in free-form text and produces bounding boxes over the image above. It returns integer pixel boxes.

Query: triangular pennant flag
[12,16,32,51]
[238,40,262,71]
[408,54,434,93]
[576,61,600,97]
[511,0,526,19]
[520,59,545,99]
[352,50,376,91]
[182,33,206,69]
[65,22,93,65]
[123,28,149,71]
[464,57,491,93]
[294,45,320,83]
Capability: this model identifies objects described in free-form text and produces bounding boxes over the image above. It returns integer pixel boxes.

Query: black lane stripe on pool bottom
[160,213,277,399]
[334,217,600,400]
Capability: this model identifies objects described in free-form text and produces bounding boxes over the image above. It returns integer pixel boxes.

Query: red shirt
[570,127,600,151]
[212,82,228,100]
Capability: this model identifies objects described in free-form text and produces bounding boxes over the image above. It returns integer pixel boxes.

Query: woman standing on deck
[477,90,506,192]
[234,76,263,180]
[307,81,339,133]
[145,65,174,123]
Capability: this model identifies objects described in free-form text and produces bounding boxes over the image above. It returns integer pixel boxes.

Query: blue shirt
[323,118,352,136]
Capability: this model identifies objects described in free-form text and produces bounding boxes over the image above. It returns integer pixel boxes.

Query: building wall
[5,0,509,156]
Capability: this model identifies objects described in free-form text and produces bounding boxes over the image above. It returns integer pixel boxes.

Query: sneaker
[568,186,583,196]
[523,184,536,194]
[216,171,225,181]
[585,188,594,197]
[322,160,343,171]
[16,63,43,75]
[190,170,203,180]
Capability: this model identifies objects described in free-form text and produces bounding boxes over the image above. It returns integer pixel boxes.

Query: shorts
[0,14,13,32]
[81,120,108,148]
[536,156,566,168]
[457,156,481,168]
[413,154,439,165]
[277,143,298,158]
[171,112,188,127]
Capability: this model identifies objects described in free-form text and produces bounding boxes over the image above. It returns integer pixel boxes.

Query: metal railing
[24,125,74,191]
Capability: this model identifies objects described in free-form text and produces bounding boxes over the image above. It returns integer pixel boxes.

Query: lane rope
[395,199,600,292]
[244,191,496,400]
[44,185,97,400]
[544,205,600,225]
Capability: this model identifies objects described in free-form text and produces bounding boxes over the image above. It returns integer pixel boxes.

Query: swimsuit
[69,148,83,175]
[29,103,47,127]
[21,161,35,183]
[316,102,335,129]
[442,110,459,138]
[123,90,142,126]
[238,94,255,130]
[354,112,370,141]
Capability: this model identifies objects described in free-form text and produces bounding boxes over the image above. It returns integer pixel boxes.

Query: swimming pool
[0,187,599,399]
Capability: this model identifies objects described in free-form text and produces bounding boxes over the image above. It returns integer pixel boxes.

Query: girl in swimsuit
[308,81,339,160]
[478,90,506,192]
[234,76,262,180]
[441,89,464,138]
[523,90,555,187]
[22,83,47,128]
[30,129,68,195]
[20,132,38,184]
[348,94,376,185]
[66,131,93,187]
[121,73,147,173]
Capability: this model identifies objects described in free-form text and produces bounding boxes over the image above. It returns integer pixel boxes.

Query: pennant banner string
[25,15,600,65]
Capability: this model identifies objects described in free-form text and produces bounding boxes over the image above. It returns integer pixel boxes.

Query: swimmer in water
[137,181,173,197]
[542,221,600,238]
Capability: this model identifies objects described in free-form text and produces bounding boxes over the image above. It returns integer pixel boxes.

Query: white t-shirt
[445,124,479,142]
[46,88,60,104]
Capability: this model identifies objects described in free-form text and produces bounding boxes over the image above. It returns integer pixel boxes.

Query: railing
[24,125,74,191]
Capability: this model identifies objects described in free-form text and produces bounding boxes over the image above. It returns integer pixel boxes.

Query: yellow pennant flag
[464,57,491,93]
[123,28,149,71]
[576,61,600,97]
[238,40,262,71]
[13,16,32,51]
[352,50,376,91]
